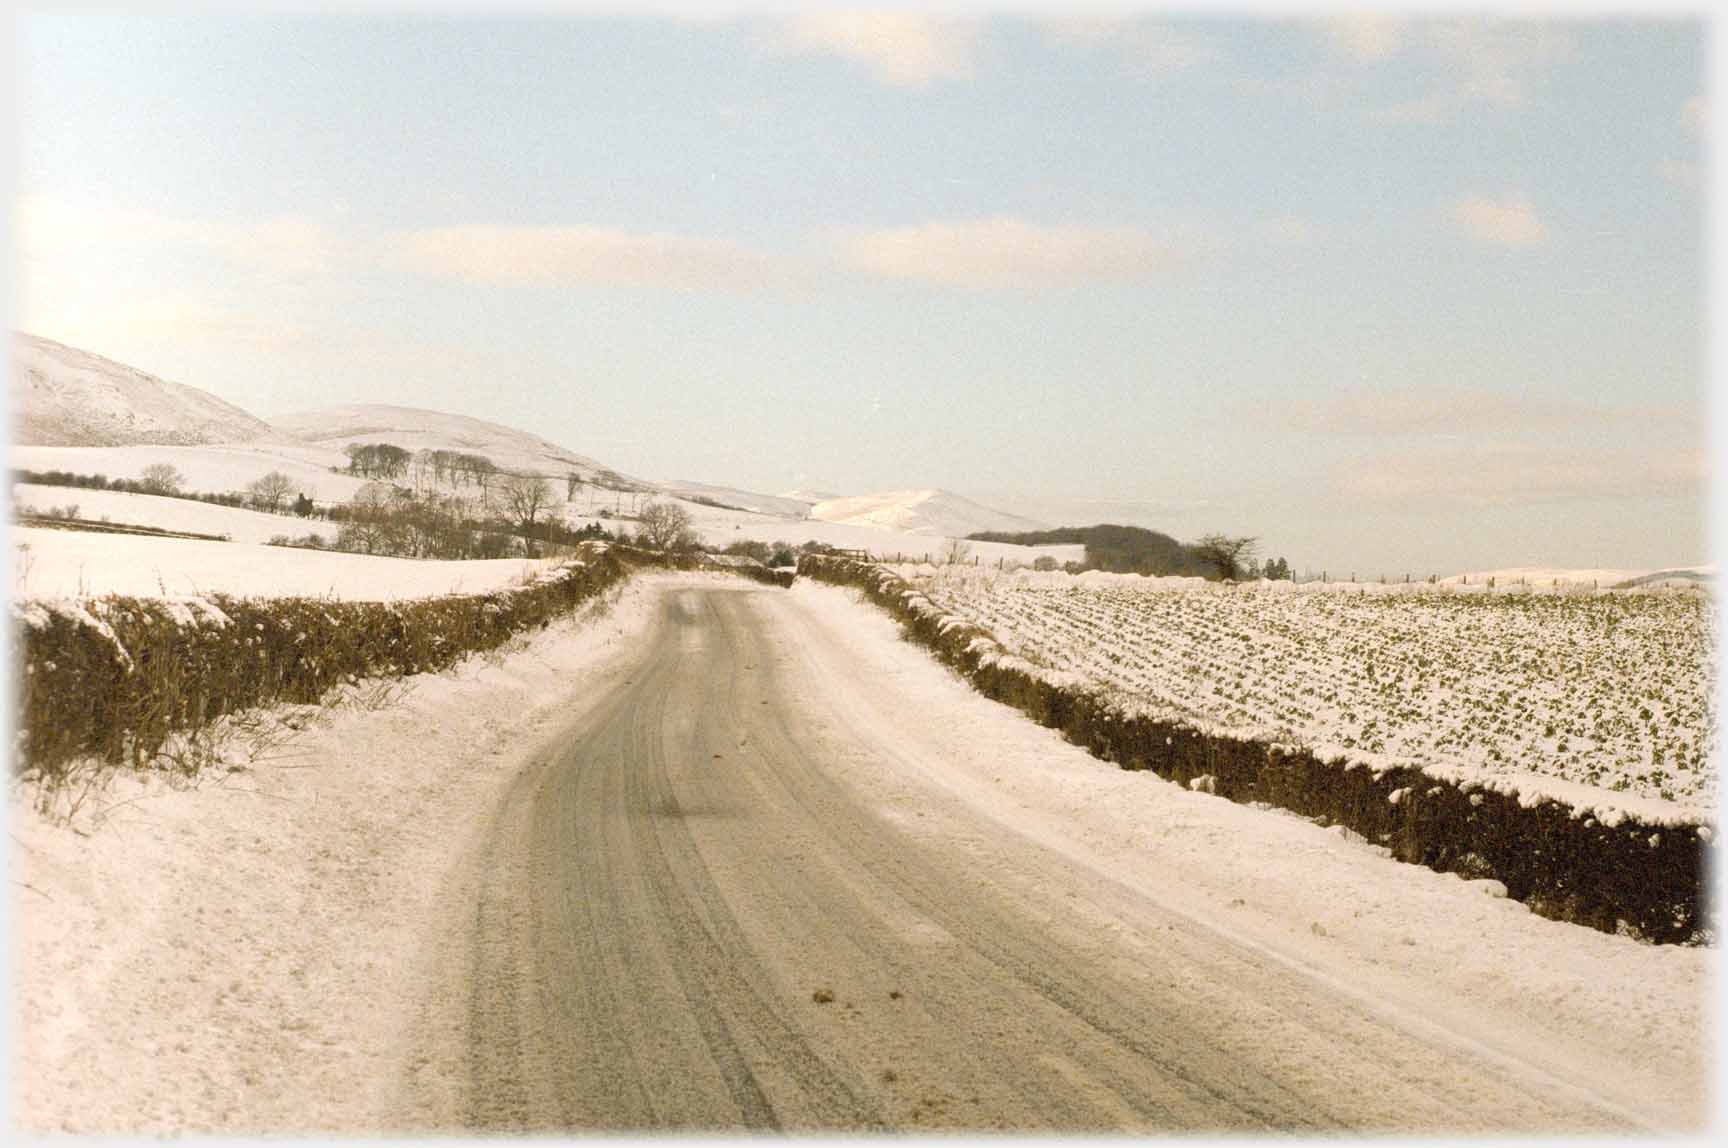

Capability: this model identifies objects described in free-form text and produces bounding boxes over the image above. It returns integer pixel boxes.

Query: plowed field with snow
[896,567,1716,816]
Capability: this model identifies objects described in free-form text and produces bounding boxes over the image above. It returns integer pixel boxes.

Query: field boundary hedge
[12,543,790,789]
[798,554,1713,945]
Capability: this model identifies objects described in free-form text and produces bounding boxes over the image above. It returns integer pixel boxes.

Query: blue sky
[9,10,1710,574]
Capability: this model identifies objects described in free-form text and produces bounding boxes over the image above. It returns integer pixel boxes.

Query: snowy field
[896,565,1717,814]
[12,483,332,546]
[12,526,558,601]
[12,441,369,503]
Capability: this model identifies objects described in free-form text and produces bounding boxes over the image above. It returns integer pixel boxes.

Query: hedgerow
[14,544,797,792]
[14,544,631,787]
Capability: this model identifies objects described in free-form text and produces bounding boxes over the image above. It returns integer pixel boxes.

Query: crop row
[897,565,1716,808]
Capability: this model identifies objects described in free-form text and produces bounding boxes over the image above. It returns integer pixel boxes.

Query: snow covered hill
[271,403,641,486]
[10,332,276,447]
[809,488,1049,538]
[780,488,843,504]
[657,480,814,519]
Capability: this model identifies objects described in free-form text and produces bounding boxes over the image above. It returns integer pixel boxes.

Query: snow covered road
[403,580,1708,1133]
[12,575,1708,1134]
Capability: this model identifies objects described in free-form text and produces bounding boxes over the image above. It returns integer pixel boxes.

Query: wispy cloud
[1335,444,1705,508]
[388,225,781,292]
[1370,19,1574,123]
[1320,14,1406,63]
[1451,193,1547,248]
[18,196,345,275]
[1681,93,1706,135]
[837,216,1190,289]
[1040,17,1218,78]
[770,10,981,88]
[1257,387,1673,438]
[1255,215,1325,249]
[1661,158,1701,192]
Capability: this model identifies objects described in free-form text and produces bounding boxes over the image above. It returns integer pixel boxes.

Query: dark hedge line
[15,544,633,784]
[798,554,1712,945]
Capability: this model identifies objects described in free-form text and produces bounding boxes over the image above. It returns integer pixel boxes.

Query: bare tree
[1189,533,1259,581]
[336,482,400,555]
[139,463,185,496]
[246,470,298,512]
[941,537,973,565]
[635,500,697,552]
[498,473,555,543]
[467,455,498,505]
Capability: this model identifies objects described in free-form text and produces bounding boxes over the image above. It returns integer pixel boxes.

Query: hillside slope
[810,488,1048,538]
[272,403,641,486]
[10,332,276,447]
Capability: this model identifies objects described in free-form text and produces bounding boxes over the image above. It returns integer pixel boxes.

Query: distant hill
[657,480,815,519]
[780,487,845,504]
[10,332,277,447]
[969,523,1205,575]
[271,403,648,488]
[810,489,1047,538]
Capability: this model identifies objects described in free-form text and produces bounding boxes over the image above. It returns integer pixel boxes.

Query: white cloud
[772,10,981,88]
[1321,14,1405,63]
[838,217,1189,289]
[17,196,344,275]
[1450,193,1547,248]
[388,225,780,292]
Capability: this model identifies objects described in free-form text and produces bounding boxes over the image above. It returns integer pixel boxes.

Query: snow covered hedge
[15,543,633,785]
[798,554,1714,945]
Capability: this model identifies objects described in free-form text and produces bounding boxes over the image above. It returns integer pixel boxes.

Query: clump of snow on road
[12,525,562,601]
[9,572,698,1134]
[776,581,1710,1128]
